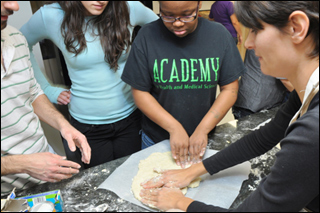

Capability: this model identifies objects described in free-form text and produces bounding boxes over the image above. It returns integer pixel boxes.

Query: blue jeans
[141,130,155,149]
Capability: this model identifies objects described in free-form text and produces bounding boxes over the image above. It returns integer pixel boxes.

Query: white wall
[7,1,65,156]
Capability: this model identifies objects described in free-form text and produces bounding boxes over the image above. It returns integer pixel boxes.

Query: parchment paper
[99,140,250,211]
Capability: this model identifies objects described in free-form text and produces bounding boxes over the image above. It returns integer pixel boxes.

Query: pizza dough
[131,152,201,207]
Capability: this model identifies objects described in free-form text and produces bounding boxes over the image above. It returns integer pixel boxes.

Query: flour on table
[131,152,201,207]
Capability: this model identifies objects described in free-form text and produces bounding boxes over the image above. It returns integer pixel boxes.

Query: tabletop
[2,107,280,212]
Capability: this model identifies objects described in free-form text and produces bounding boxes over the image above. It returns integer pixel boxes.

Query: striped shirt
[1,25,49,195]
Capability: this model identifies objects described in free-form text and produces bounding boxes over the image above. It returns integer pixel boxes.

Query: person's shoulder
[130,19,160,49]
[36,3,64,25]
[41,2,62,10]
[126,1,147,13]
[200,18,229,33]
[126,1,141,8]
[137,19,161,35]
[2,25,19,34]
[2,25,25,41]
[38,3,63,17]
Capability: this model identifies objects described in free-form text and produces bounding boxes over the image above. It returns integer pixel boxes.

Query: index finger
[141,175,164,189]
[171,145,181,167]
[58,159,81,170]
[190,144,200,164]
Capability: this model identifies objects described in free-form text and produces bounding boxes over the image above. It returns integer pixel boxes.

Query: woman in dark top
[140,1,319,212]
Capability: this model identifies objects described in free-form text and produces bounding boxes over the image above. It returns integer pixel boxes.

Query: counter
[1,107,280,212]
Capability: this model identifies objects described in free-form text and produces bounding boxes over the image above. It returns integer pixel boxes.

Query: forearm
[230,14,242,38]
[173,162,220,211]
[30,52,66,104]
[1,155,28,175]
[176,197,195,212]
[32,94,69,132]
[188,162,208,180]
[132,88,183,133]
[195,81,238,134]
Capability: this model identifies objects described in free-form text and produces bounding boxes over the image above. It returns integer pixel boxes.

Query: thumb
[64,134,76,152]
[153,168,168,174]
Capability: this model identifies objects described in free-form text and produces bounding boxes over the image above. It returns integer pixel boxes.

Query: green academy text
[153,58,219,83]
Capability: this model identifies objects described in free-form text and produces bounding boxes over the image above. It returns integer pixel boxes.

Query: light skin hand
[140,187,193,211]
[141,168,194,189]
[57,90,71,105]
[189,129,208,164]
[31,94,91,164]
[60,124,91,164]
[24,152,81,182]
[170,127,189,168]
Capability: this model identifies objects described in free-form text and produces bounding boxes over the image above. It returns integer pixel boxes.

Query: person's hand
[60,124,91,164]
[141,168,193,189]
[140,187,190,211]
[57,90,71,105]
[24,152,81,182]
[169,127,189,168]
[189,130,208,164]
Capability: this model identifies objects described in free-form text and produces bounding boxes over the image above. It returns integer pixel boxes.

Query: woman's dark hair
[51,1,131,71]
[234,1,319,59]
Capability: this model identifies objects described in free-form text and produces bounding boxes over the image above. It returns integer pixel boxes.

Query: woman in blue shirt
[20,1,159,169]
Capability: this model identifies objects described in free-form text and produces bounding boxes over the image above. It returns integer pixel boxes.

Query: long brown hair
[51,1,132,71]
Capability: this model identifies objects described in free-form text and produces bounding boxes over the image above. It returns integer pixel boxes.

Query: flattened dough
[131,152,201,206]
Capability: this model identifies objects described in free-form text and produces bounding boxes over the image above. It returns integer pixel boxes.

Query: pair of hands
[170,127,208,168]
[25,121,91,183]
[140,167,194,211]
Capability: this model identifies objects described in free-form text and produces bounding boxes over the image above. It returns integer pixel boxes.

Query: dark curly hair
[234,1,319,59]
[50,1,132,71]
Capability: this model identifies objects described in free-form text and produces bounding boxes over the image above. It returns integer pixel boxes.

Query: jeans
[62,109,142,170]
[141,130,155,149]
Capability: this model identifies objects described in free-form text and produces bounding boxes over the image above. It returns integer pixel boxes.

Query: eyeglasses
[160,3,199,23]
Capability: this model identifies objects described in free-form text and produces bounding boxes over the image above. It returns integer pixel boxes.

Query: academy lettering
[153,58,219,83]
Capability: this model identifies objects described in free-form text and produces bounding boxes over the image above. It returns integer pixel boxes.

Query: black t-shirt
[188,90,319,212]
[122,18,245,143]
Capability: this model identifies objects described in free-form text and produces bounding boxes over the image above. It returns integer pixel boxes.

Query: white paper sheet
[99,140,250,211]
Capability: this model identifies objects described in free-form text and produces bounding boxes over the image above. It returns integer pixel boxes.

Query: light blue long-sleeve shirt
[20,2,158,124]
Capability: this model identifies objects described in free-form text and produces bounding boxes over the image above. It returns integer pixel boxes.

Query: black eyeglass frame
[159,2,199,23]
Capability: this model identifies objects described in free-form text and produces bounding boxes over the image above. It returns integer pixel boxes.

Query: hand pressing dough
[131,152,201,206]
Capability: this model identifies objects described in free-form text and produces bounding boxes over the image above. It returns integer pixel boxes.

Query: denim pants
[62,109,142,170]
[141,130,155,149]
